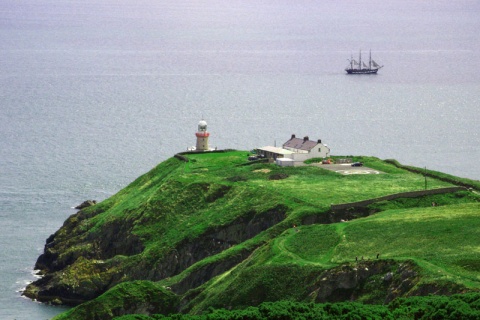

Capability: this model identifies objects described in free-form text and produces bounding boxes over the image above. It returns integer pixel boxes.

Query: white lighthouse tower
[195,119,210,151]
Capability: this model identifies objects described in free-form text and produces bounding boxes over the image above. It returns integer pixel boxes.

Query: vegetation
[57,281,179,319]
[112,293,480,320]
[31,151,478,319]
[385,158,480,190]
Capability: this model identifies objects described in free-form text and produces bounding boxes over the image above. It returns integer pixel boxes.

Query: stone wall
[331,187,466,212]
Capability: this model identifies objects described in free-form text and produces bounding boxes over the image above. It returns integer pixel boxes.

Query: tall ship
[345,50,383,74]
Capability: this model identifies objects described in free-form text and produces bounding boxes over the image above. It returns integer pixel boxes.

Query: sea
[1,0,479,318]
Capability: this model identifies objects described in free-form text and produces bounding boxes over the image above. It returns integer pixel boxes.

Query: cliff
[23,151,480,319]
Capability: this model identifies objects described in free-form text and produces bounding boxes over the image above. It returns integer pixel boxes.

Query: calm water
[1,0,479,318]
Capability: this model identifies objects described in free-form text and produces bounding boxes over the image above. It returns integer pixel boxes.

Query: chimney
[291,134,296,139]
[317,139,322,143]
[303,136,309,142]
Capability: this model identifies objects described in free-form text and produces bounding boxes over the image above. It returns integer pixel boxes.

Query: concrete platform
[312,163,383,175]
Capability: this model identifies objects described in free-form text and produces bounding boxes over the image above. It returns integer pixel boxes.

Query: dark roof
[283,137,319,151]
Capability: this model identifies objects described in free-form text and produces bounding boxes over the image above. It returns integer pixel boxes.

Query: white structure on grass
[195,120,210,151]
[188,119,215,151]
[256,134,330,166]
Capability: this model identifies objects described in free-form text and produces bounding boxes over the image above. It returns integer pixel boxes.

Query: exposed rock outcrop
[302,206,373,225]
[308,259,467,304]
[74,200,97,210]
[34,209,144,273]
[128,205,287,285]
[24,204,287,305]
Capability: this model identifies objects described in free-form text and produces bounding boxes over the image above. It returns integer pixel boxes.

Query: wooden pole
[424,166,427,190]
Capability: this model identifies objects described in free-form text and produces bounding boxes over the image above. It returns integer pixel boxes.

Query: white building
[256,134,330,166]
[255,146,294,159]
[283,134,330,162]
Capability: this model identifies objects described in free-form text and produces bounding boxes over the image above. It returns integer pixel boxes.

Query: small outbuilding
[256,146,294,160]
[276,157,295,167]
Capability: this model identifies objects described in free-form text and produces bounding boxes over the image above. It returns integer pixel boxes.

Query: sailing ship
[345,50,383,74]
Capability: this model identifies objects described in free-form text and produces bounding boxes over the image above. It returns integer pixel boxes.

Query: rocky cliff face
[24,202,287,305]
[309,260,419,304]
[35,212,144,273]
[130,205,287,283]
[308,259,467,304]
[24,204,145,304]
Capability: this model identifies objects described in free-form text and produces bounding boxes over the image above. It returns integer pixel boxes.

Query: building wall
[284,147,309,154]
[308,143,330,158]
[256,149,292,160]
[196,137,209,151]
[290,143,330,162]
[291,153,310,162]
[276,158,294,166]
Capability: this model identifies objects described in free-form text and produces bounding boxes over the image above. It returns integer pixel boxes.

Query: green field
[34,150,479,320]
[280,203,480,283]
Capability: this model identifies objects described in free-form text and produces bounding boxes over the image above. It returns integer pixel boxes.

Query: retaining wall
[331,187,466,211]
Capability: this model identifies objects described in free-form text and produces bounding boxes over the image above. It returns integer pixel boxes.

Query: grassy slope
[288,203,480,283]
[52,151,480,319]
[169,153,480,313]
[184,203,480,311]
[55,281,179,319]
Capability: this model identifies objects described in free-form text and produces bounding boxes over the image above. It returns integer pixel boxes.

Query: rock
[383,272,393,282]
[24,203,287,306]
[268,173,289,180]
[75,200,97,210]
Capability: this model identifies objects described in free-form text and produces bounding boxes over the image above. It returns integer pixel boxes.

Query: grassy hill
[22,151,479,319]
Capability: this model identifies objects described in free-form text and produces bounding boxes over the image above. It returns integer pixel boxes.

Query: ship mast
[359,50,362,70]
[369,50,372,70]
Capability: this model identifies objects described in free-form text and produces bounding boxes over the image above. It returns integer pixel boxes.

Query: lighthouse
[195,119,210,151]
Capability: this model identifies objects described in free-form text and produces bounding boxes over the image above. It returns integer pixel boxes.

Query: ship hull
[346,68,379,74]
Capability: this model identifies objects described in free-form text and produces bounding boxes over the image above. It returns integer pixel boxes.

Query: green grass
[276,203,480,287]
[54,281,178,320]
[244,157,453,209]
[183,201,480,314]
[121,151,453,257]
[44,150,480,319]
[273,224,340,266]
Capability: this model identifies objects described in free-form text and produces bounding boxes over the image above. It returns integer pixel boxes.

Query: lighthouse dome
[198,120,207,131]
